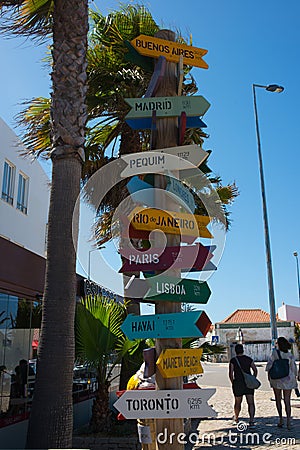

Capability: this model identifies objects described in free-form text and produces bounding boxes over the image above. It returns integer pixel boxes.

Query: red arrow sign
[119,243,213,273]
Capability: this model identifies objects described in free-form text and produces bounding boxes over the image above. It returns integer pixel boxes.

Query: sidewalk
[185,386,300,449]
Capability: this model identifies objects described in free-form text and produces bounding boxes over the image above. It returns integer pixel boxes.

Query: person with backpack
[266,336,297,429]
[229,343,258,427]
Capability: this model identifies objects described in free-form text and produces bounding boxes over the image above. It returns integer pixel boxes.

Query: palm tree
[75,295,140,432]
[1,0,89,447]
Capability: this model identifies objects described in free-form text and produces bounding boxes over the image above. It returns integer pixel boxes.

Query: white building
[0,117,49,257]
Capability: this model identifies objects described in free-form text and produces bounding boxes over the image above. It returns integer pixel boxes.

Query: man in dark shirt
[229,343,258,426]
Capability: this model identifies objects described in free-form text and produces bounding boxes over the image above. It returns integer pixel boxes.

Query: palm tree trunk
[26,0,88,447]
[90,382,111,432]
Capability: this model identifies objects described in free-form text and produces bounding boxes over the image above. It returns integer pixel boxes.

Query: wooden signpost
[121,311,212,340]
[125,95,210,119]
[119,243,213,273]
[128,207,213,239]
[156,349,203,378]
[121,145,209,177]
[113,388,217,419]
[130,34,209,69]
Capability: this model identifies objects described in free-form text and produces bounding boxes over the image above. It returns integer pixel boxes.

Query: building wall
[0,117,50,257]
[214,323,297,362]
[278,304,300,322]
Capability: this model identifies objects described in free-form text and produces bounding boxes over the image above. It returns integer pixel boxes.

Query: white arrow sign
[121,146,209,178]
[113,388,216,419]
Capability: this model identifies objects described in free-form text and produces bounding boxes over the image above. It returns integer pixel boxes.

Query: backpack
[269,349,290,380]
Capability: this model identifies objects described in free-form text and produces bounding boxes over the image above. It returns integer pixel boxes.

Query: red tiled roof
[221,309,271,324]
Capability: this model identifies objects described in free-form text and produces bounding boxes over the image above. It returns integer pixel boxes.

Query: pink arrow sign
[119,243,213,273]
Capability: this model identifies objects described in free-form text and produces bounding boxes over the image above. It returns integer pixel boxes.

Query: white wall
[0,117,50,257]
[278,303,300,322]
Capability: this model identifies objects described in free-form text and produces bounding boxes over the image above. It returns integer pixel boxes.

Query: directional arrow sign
[130,35,209,69]
[166,177,195,212]
[129,207,213,239]
[119,243,213,273]
[121,221,197,245]
[121,310,212,340]
[113,388,216,419]
[126,176,155,206]
[121,146,209,178]
[124,275,211,304]
[125,96,210,119]
[156,348,203,378]
[126,116,207,130]
[145,275,211,304]
[127,175,196,211]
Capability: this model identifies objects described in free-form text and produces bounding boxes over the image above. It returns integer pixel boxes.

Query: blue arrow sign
[126,116,207,130]
[121,311,211,340]
[126,176,155,206]
[166,177,195,212]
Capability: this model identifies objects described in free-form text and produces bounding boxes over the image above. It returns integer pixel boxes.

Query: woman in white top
[266,336,297,429]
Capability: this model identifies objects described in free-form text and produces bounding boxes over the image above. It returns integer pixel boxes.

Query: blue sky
[1,0,300,323]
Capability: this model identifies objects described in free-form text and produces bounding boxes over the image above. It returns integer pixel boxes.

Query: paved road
[185,363,300,450]
[195,362,272,392]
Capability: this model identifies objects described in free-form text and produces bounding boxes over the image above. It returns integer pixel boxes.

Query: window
[17,172,29,214]
[1,160,15,205]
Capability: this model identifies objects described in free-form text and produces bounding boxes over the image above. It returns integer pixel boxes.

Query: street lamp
[252,83,284,347]
[293,251,300,304]
[87,247,105,280]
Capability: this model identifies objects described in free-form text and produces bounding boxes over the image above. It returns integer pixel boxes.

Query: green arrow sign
[125,96,210,119]
[145,274,211,304]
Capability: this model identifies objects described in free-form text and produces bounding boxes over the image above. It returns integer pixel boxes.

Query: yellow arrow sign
[156,349,203,378]
[130,35,208,69]
[128,207,213,239]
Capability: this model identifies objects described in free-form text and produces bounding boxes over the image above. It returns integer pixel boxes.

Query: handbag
[235,357,261,389]
[269,349,290,380]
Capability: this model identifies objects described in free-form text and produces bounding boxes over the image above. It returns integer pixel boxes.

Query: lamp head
[266,84,284,93]
[294,251,298,257]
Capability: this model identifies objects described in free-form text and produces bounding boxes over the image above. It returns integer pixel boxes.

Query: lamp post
[88,247,104,281]
[293,251,300,304]
[252,83,284,347]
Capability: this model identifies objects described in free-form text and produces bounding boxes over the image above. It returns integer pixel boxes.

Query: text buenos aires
[135,38,195,60]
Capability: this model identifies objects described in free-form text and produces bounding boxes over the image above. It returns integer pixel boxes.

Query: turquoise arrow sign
[145,274,211,304]
[125,96,210,119]
[166,177,195,212]
[121,311,212,340]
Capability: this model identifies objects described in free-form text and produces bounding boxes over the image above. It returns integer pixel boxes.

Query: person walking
[266,336,297,430]
[229,343,258,427]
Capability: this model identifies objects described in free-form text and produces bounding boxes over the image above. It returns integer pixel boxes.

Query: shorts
[232,379,254,397]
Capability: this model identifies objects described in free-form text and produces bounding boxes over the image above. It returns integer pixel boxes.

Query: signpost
[128,207,213,239]
[113,388,217,419]
[121,310,212,340]
[156,348,203,378]
[130,34,209,69]
[119,243,213,273]
[125,95,210,119]
[120,145,209,177]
